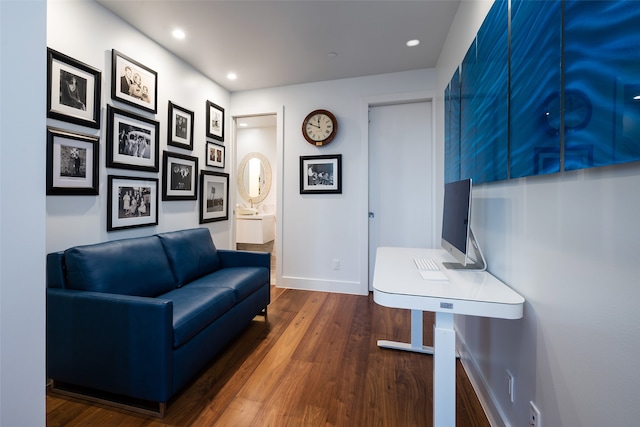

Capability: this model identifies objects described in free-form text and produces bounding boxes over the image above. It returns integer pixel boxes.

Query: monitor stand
[442,228,487,271]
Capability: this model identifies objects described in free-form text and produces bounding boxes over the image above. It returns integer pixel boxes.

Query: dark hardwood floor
[47,285,489,426]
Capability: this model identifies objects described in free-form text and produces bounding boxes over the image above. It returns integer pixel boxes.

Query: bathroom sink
[237,207,259,215]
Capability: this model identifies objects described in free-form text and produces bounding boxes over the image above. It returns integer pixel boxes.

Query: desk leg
[377,309,434,354]
[433,312,456,427]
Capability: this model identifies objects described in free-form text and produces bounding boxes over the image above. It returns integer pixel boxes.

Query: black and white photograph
[206,100,225,141]
[300,154,342,194]
[46,127,99,195]
[107,175,158,231]
[111,49,158,113]
[168,101,194,150]
[162,151,198,200]
[206,141,225,168]
[47,48,101,128]
[106,105,159,172]
[199,170,229,223]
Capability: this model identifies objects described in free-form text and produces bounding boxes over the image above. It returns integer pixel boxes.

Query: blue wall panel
[445,68,461,184]
[474,0,508,183]
[460,40,477,182]
[510,0,562,178]
[564,0,640,170]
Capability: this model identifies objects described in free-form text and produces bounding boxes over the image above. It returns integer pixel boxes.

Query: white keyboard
[414,257,440,271]
[414,258,448,281]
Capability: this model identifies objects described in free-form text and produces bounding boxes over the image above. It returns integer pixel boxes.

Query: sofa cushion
[188,267,270,301]
[158,228,222,287]
[64,236,176,297]
[159,285,235,348]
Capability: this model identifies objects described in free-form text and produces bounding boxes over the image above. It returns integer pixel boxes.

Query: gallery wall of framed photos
[45,0,232,252]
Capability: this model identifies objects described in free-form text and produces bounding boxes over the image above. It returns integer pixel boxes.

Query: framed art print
[162,151,198,200]
[106,105,159,172]
[111,49,157,113]
[206,142,225,168]
[300,154,342,194]
[46,127,99,195]
[47,48,101,129]
[168,101,194,150]
[199,170,229,223]
[205,100,225,141]
[107,175,158,231]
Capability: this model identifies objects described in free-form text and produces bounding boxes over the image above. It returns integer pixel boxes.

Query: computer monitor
[440,178,486,271]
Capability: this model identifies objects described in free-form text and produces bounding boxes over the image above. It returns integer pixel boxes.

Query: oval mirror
[238,152,272,204]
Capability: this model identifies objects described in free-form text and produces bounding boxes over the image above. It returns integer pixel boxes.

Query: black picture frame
[106,105,159,172]
[300,154,342,194]
[206,141,225,168]
[205,100,225,141]
[47,48,101,129]
[111,49,158,114]
[199,170,229,223]
[168,101,194,150]
[107,175,158,231]
[46,127,99,195]
[162,151,198,201]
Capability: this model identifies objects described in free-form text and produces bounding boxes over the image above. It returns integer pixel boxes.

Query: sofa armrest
[217,249,270,270]
[47,288,174,403]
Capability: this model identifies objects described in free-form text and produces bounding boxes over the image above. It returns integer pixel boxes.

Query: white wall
[232,69,436,294]
[0,1,47,425]
[236,125,277,212]
[46,0,232,253]
[436,2,640,426]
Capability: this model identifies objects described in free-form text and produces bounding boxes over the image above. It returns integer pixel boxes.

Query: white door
[368,101,435,290]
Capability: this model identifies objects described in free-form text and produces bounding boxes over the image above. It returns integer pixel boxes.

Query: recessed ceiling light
[172,29,186,40]
[239,122,248,127]
[406,39,420,47]
[227,72,237,80]
[328,52,338,58]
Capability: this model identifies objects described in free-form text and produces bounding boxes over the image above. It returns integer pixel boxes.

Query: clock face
[303,110,337,146]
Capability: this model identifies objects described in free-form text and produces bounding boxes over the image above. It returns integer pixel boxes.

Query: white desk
[372,247,524,427]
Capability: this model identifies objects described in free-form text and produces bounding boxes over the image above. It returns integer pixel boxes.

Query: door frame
[230,105,284,287]
[360,91,437,291]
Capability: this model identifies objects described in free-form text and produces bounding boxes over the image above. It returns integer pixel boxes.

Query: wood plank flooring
[47,286,490,427]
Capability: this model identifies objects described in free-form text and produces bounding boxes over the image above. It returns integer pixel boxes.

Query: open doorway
[234,114,278,285]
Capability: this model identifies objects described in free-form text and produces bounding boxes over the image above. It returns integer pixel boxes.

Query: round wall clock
[302,109,338,146]
[544,89,592,134]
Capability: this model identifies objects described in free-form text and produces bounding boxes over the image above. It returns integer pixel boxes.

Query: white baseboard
[456,334,509,427]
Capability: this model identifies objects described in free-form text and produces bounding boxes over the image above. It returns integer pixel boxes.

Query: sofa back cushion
[158,228,221,287]
[64,236,176,297]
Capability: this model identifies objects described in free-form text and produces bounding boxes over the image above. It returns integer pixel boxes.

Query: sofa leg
[261,307,268,319]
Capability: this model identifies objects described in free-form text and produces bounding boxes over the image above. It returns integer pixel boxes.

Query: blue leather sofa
[46,228,270,416]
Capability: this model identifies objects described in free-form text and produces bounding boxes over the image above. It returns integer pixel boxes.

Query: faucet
[249,199,253,208]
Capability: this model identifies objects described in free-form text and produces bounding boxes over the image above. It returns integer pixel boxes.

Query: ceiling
[96,0,461,93]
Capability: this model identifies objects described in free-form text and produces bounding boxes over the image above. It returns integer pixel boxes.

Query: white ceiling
[96,0,461,93]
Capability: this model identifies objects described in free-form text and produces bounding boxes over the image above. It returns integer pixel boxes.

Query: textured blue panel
[564,0,640,170]
[474,0,508,183]
[460,39,477,182]
[510,0,562,178]
[445,68,461,184]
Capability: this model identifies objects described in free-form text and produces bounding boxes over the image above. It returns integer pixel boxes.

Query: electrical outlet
[332,259,341,270]
[506,371,514,403]
[529,401,541,427]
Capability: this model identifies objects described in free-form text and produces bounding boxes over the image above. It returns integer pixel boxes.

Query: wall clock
[302,109,338,146]
[545,89,592,134]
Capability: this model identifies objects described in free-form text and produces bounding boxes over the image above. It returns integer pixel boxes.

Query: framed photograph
[168,101,194,150]
[206,142,225,168]
[106,105,159,172]
[111,49,157,113]
[205,100,225,141]
[199,171,229,223]
[162,151,198,200]
[300,154,342,194]
[47,48,101,129]
[107,175,158,231]
[46,127,99,195]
